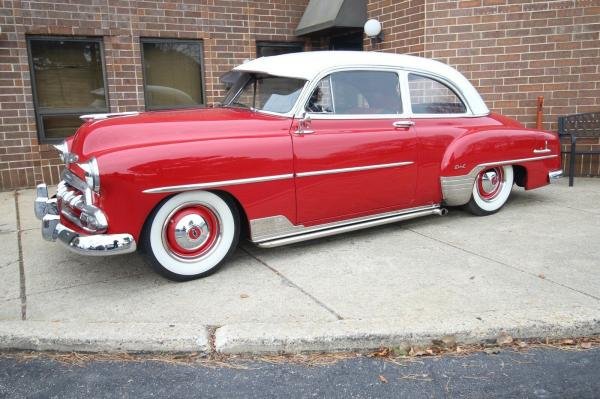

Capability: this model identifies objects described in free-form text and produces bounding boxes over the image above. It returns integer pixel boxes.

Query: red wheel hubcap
[163,205,220,258]
[477,167,504,201]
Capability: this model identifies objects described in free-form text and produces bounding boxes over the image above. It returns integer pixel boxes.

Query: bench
[558,112,600,186]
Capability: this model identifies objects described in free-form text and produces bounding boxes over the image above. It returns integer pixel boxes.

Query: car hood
[69,107,289,159]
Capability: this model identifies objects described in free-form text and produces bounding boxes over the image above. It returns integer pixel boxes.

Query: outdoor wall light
[364,19,383,44]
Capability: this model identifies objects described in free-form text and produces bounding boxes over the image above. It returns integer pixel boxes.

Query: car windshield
[222,73,306,114]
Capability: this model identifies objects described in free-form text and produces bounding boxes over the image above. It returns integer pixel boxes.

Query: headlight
[78,157,100,193]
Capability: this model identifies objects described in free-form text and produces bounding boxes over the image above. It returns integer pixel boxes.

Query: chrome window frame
[223,64,488,120]
[296,66,410,120]
[404,71,472,119]
[291,66,485,120]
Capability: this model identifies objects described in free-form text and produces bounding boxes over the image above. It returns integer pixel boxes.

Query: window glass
[312,71,402,115]
[28,37,108,141]
[256,42,303,57]
[142,40,204,109]
[225,74,305,114]
[306,77,334,113]
[408,73,466,114]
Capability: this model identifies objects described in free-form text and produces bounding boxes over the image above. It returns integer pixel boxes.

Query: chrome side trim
[143,162,414,193]
[255,207,447,248]
[80,111,139,121]
[143,174,294,194]
[250,204,440,243]
[296,162,413,178]
[440,154,559,206]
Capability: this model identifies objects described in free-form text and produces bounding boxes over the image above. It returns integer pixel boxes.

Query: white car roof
[234,51,489,115]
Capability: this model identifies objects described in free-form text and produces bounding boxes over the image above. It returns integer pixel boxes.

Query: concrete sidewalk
[0,179,599,354]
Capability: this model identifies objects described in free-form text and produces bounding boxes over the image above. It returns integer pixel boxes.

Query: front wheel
[142,190,239,281]
[464,165,514,216]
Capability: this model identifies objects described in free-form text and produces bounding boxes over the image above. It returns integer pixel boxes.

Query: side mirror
[294,112,314,135]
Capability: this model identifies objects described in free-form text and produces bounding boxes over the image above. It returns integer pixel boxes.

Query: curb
[215,314,600,354]
[0,321,209,353]
[1,314,599,355]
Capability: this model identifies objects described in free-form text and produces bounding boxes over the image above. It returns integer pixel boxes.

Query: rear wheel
[465,165,514,216]
[142,191,239,281]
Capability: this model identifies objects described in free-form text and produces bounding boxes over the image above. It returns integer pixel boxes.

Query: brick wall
[0,0,309,190]
[366,0,426,54]
[367,0,600,177]
[1,0,599,190]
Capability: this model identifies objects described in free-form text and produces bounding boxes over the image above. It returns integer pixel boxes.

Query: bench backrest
[558,112,600,138]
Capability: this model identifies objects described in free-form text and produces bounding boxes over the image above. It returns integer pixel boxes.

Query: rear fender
[439,128,560,206]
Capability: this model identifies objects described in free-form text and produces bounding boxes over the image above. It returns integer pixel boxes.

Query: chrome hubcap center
[481,171,499,193]
[173,214,210,250]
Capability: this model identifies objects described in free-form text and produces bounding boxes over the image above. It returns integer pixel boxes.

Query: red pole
[536,96,544,130]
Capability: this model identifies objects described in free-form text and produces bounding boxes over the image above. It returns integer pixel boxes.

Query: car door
[292,69,418,224]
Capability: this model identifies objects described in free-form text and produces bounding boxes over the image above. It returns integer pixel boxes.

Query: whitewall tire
[465,165,513,216]
[142,190,239,281]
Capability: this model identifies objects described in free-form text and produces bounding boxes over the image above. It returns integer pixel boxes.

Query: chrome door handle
[533,140,551,154]
[393,121,415,128]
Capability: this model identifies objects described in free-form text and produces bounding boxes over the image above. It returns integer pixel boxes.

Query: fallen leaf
[496,333,513,346]
[538,274,546,279]
[484,347,501,355]
[240,294,249,299]
[371,347,390,358]
[379,375,388,384]
[580,342,592,349]
[442,335,457,349]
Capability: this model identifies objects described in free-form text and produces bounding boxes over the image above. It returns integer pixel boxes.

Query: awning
[295,0,367,36]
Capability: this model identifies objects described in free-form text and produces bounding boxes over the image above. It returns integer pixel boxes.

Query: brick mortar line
[405,227,600,302]
[14,191,27,320]
[240,247,344,321]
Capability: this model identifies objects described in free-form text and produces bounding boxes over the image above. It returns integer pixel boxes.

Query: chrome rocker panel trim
[250,205,447,248]
[35,184,136,256]
[440,154,558,206]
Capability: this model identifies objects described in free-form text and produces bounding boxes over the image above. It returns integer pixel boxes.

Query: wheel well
[210,190,250,241]
[512,165,527,187]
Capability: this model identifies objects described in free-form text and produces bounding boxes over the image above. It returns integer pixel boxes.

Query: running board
[256,207,448,248]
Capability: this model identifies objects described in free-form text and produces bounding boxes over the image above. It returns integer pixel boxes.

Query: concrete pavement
[0,178,599,354]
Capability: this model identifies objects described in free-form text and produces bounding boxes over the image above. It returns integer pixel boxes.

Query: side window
[408,73,467,114]
[306,71,402,115]
[306,76,334,113]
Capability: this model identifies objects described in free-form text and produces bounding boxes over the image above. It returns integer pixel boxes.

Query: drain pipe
[536,96,544,130]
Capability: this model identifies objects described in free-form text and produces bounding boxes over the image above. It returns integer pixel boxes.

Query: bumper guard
[35,183,136,256]
[548,169,563,184]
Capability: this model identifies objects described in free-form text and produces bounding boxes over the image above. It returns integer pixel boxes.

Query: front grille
[56,170,107,233]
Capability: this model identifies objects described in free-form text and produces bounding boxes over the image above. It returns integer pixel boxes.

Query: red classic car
[34,51,562,280]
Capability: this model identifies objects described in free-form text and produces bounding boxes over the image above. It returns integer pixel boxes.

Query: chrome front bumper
[549,169,563,184]
[35,184,136,256]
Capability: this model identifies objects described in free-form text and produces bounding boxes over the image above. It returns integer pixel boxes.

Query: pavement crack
[24,272,147,297]
[405,228,600,302]
[14,191,27,320]
[241,247,344,320]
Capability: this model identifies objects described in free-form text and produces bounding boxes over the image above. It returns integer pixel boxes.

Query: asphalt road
[0,347,598,398]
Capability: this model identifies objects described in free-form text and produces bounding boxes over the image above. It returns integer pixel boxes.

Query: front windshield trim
[222,72,307,117]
